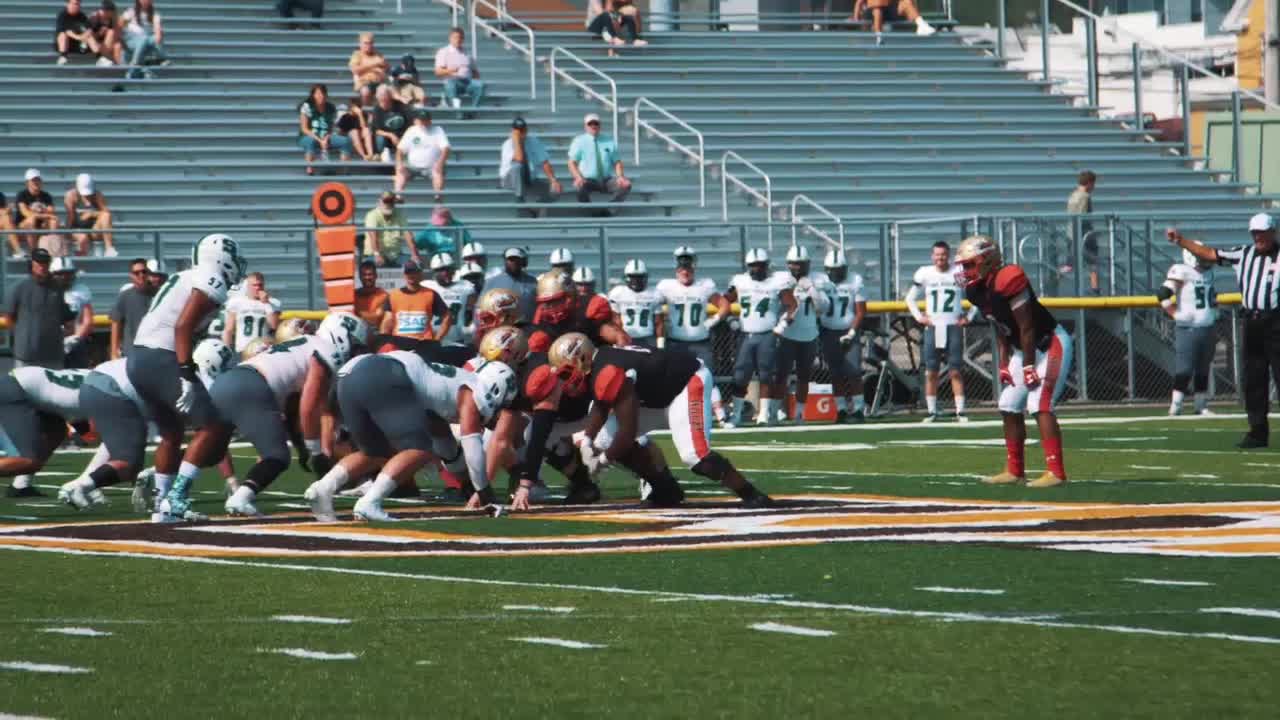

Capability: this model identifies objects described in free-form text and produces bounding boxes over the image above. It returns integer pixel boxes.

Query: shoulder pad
[585,295,613,322]
[593,365,627,404]
[993,266,1029,297]
[524,364,558,401]
[528,330,552,353]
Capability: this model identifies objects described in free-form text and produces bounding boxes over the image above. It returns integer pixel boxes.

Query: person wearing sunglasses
[109,257,160,359]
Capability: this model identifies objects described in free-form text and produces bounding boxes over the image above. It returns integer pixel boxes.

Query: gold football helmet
[478,325,529,366]
[536,270,576,324]
[241,337,274,361]
[955,235,1002,287]
[274,317,313,343]
[475,288,521,333]
[548,332,595,396]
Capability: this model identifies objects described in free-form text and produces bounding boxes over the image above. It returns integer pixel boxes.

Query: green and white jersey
[226,294,282,353]
[423,279,477,343]
[728,272,789,334]
[136,267,231,352]
[11,366,90,418]
[912,264,966,323]
[608,285,664,339]
[1165,263,1218,327]
[657,277,716,342]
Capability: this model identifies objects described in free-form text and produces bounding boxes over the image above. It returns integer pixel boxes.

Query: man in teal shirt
[414,204,470,258]
[567,112,632,214]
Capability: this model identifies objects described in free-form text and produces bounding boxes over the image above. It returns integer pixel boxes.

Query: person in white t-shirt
[222,271,282,355]
[1159,243,1219,416]
[393,108,450,198]
[51,256,94,368]
[434,27,485,109]
[904,241,977,422]
[608,259,665,350]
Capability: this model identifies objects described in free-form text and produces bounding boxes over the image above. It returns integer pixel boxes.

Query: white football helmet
[673,245,697,261]
[193,338,235,387]
[193,233,247,287]
[745,248,769,266]
[824,249,848,269]
[1183,242,1211,269]
[469,360,518,422]
[460,260,485,284]
[461,241,485,261]
[624,259,648,291]
[785,245,810,264]
[316,312,369,368]
[745,248,770,280]
[571,266,595,284]
[430,252,456,271]
[50,256,77,274]
[549,247,574,269]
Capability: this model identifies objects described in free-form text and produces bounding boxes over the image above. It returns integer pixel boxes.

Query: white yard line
[0,713,57,720]
[0,661,91,674]
[511,637,604,649]
[1128,465,1173,471]
[259,648,358,661]
[916,587,1006,596]
[502,605,575,614]
[271,615,352,625]
[0,516,39,522]
[38,627,111,637]
[1200,607,1280,620]
[1124,578,1214,587]
[1097,437,1167,442]
[686,413,1254,436]
[750,622,835,637]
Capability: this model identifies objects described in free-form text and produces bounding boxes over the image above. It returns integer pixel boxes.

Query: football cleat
[921,413,939,423]
[339,479,374,497]
[152,498,208,523]
[563,481,602,505]
[131,471,153,513]
[1197,407,1215,416]
[741,493,776,509]
[845,410,866,424]
[58,481,92,510]
[982,471,1025,485]
[955,413,970,423]
[5,485,45,498]
[224,487,262,517]
[353,496,395,522]
[1027,471,1067,488]
[304,481,337,522]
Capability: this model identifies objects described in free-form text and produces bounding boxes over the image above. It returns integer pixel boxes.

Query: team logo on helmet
[478,325,529,366]
[274,317,314,343]
[476,288,521,333]
[548,332,595,397]
[954,235,1002,288]
[536,270,576,325]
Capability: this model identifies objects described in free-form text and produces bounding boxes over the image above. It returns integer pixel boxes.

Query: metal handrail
[633,97,705,207]
[433,0,461,26]
[790,194,844,251]
[549,46,619,137]
[470,0,537,100]
[720,150,773,247]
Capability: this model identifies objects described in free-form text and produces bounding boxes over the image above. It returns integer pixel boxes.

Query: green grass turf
[2,411,1279,717]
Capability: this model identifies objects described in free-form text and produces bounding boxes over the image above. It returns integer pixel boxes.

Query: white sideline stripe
[1128,465,1172,471]
[1180,473,1220,479]
[4,545,1277,646]
[512,637,604,649]
[0,713,56,720]
[1098,436,1166,442]
[271,615,352,625]
[1201,607,1280,620]
[916,586,1006,596]
[259,648,358,661]
[677,412,1253,436]
[0,661,91,674]
[1124,578,1214,587]
[750,622,835,637]
[502,605,575,614]
[0,516,39,522]
[39,627,111,637]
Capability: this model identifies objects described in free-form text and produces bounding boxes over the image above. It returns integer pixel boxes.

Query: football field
[3,409,1280,719]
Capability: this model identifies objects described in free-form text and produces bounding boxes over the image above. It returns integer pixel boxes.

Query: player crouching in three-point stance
[548,333,774,508]
[955,235,1073,488]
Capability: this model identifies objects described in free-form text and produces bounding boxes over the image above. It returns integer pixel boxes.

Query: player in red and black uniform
[956,235,1074,488]
[548,333,774,508]
[526,270,629,353]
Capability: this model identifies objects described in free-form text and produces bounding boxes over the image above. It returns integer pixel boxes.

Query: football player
[722,248,797,427]
[424,252,477,345]
[127,233,246,520]
[461,241,487,273]
[222,271,281,356]
[1,366,91,495]
[656,246,730,423]
[608,259,665,350]
[905,241,976,422]
[52,257,94,369]
[571,266,597,297]
[548,247,575,277]
[57,339,235,511]
[815,250,868,423]
[956,235,1073,488]
[528,270,629,352]
[773,246,827,424]
[1159,241,1219,416]
[460,260,486,301]
[548,333,774,508]
[473,287,523,341]
[305,353,516,521]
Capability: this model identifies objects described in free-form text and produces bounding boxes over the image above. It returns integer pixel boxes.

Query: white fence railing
[790,194,844,251]
[470,0,537,99]
[549,46,619,137]
[633,97,705,208]
[720,150,773,247]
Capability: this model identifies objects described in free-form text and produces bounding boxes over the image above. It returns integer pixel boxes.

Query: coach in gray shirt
[110,257,159,359]
[2,248,69,368]
[482,247,537,323]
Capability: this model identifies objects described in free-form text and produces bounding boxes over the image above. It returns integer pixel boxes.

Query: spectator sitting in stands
[1,192,18,258]
[353,259,389,330]
[363,191,419,268]
[391,56,429,108]
[434,28,485,109]
[414,205,470,260]
[298,83,353,174]
[567,112,631,215]
[500,117,562,214]
[121,0,168,80]
[31,214,69,258]
[586,0,643,35]
[16,169,58,238]
[348,32,388,92]
[369,84,410,163]
[276,0,323,22]
[393,108,449,201]
[336,97,372,161]
[55,0,108,66]
[588,0,647,55]
[849,0,935,43]
[89,0,122,65]
[64,173,115,257]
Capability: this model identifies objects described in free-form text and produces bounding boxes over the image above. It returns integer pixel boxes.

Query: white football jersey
[11,366,89,418]
[656,277,717,342]
[608,285,664,339]
[65,281,93,315]
[225,294,281,353]
[385,350,475,422]
[1165,264,1218,327]
[423,279,477,343]
[90,358,147,416]
[780,272,823,342]
[241,336,337,408]
[817,272,866,331]
[912,264,966,322]
[729,272,789,334]
[134,267,231,352]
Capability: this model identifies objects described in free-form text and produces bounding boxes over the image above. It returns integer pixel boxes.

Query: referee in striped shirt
[1168,213,1279,448]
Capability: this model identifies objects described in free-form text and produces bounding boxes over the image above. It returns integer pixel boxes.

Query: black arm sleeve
[518,409,558,482]
[1155,285,1174,302]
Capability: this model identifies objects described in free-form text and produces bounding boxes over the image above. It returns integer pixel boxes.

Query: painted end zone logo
[2,495,1279,559]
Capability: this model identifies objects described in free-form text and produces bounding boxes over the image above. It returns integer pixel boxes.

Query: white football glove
[772,316,792,337]
[573,431,611,479]
[656,337,666,349]
[703,313,722,330]
[175,377,197,414]
[63,335,83,354]
[728,317,741,332]
[839,329,859,348]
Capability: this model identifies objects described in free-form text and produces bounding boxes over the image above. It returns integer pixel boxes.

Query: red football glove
[1023,366,1042,389]
[998,366,1014,387]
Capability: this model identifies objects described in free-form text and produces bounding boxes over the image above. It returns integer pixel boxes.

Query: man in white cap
[1168,213,1280,449]
[567,113,631,215]
[64,172,116,257]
